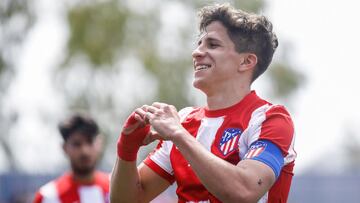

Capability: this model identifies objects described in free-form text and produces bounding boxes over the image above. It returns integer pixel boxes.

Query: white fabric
[258,192,268,203]
[79,185,104,203]
[238,104,271,158]
[196,117,224,151]
[39,181,61,203]
[149,140,174,175]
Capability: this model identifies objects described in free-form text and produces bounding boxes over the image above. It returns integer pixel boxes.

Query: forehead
[198,21,230,41]
[66,131,95,143]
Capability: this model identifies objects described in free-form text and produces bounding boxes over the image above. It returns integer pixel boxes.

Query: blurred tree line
[0,0,34,171]
[0,0,308,172]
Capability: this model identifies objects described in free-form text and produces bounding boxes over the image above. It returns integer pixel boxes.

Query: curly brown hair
[198,3,278,82]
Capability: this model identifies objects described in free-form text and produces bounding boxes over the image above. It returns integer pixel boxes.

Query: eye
[209,43,219,48]
[71,141,81,147]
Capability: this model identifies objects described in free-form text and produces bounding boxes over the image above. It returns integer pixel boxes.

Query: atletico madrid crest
[219,128,242,156]
[245,141,267,159]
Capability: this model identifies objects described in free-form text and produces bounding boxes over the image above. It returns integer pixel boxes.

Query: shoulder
[244,103,294,146]
[39,173,74,198]
[258,105,295,154]
[264,105,294,130]
[178,106,204,121]
[249,102,293,126]
[36,179,61,203]
[178,107,197,118]
[94,171,110,190]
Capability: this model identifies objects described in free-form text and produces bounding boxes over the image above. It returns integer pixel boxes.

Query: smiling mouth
[195,64,211,71]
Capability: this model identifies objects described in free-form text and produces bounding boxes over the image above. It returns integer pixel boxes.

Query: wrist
[117,125,150,161]
[117,137,140,161]
[171,127,191,145]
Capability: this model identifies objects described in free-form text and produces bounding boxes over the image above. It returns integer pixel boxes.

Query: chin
[72,162,96,175]
[73,166,95,176]
[193,79,207,92]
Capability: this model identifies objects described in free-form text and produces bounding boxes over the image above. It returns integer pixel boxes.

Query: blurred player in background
[34,114,109,203]
[111,3,296,203]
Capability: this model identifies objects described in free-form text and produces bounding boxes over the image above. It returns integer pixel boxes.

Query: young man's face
[63,132,102,176]
[192,21,245,93]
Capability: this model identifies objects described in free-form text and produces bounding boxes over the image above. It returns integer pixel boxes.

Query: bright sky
[1,0,360,174]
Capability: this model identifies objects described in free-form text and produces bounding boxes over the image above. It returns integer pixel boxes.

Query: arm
[172,132,275,203]
[110,159,170,203]
[110,108,170,203]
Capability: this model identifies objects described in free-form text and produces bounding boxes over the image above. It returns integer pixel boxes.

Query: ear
[238,53,257,72]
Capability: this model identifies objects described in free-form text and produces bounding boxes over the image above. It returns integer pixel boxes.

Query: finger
[146,106,159,114]
[145,112,154,120]
[135,107,148,119]
[144,112,154,124]
[141,105,151,111]
[152,102,167,109]
[122,121,141,135]
[168,105,177,112]
[134,113,146,127]
[124,112,138,126]
[134,113,143,122]
[163,104,177,113]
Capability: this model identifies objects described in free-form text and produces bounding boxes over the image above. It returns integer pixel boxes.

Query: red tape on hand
[117,112,150,161]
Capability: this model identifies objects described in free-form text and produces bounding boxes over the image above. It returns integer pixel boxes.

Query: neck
[72,171,95,184]
[206,84,251,110]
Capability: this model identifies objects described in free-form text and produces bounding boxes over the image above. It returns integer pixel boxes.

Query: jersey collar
[204,90,258,117]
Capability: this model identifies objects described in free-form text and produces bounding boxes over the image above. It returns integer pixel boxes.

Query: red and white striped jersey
[33,171,109,203]
[144,91,296,203]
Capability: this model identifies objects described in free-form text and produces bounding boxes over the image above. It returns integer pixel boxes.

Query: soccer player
[34,114,109,203]
[111,3,296,203]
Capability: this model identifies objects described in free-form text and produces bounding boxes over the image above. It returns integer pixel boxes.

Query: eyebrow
[197,32,208,44]
[197,34,222,45]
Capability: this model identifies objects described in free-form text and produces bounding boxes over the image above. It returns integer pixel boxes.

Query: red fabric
[33,192,43,203]
[268,162,294,203]
[145,91,296,203]
[260,106,295,156]
[117,112,150,161]
[144,157,175,184]
[33,171,110,203]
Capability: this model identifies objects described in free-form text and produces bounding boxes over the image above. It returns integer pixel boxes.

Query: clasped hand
[136,102,184,141]
[117,102,184,161]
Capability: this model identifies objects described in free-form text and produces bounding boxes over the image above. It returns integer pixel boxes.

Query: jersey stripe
[79,186,104,203]
[285,133,296,164]
[35,172,109,203]
[148,140,174,175]
[39,181,61,203]
[196,117,224,151]
[238,104,271,158]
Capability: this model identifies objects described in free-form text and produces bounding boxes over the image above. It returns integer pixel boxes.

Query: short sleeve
[258,105,294,156]
[143,140,175,184]
[244,140,284,178]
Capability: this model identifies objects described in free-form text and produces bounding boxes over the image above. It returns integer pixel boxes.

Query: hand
[117,107,151,161]
[141,102,186,141]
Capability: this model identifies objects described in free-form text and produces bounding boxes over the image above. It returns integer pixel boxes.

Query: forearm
[110,158,143,203]
[172,131,264,203]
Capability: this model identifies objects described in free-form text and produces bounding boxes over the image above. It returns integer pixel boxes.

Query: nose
[192,44,206,59]
[80,143,93,155]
